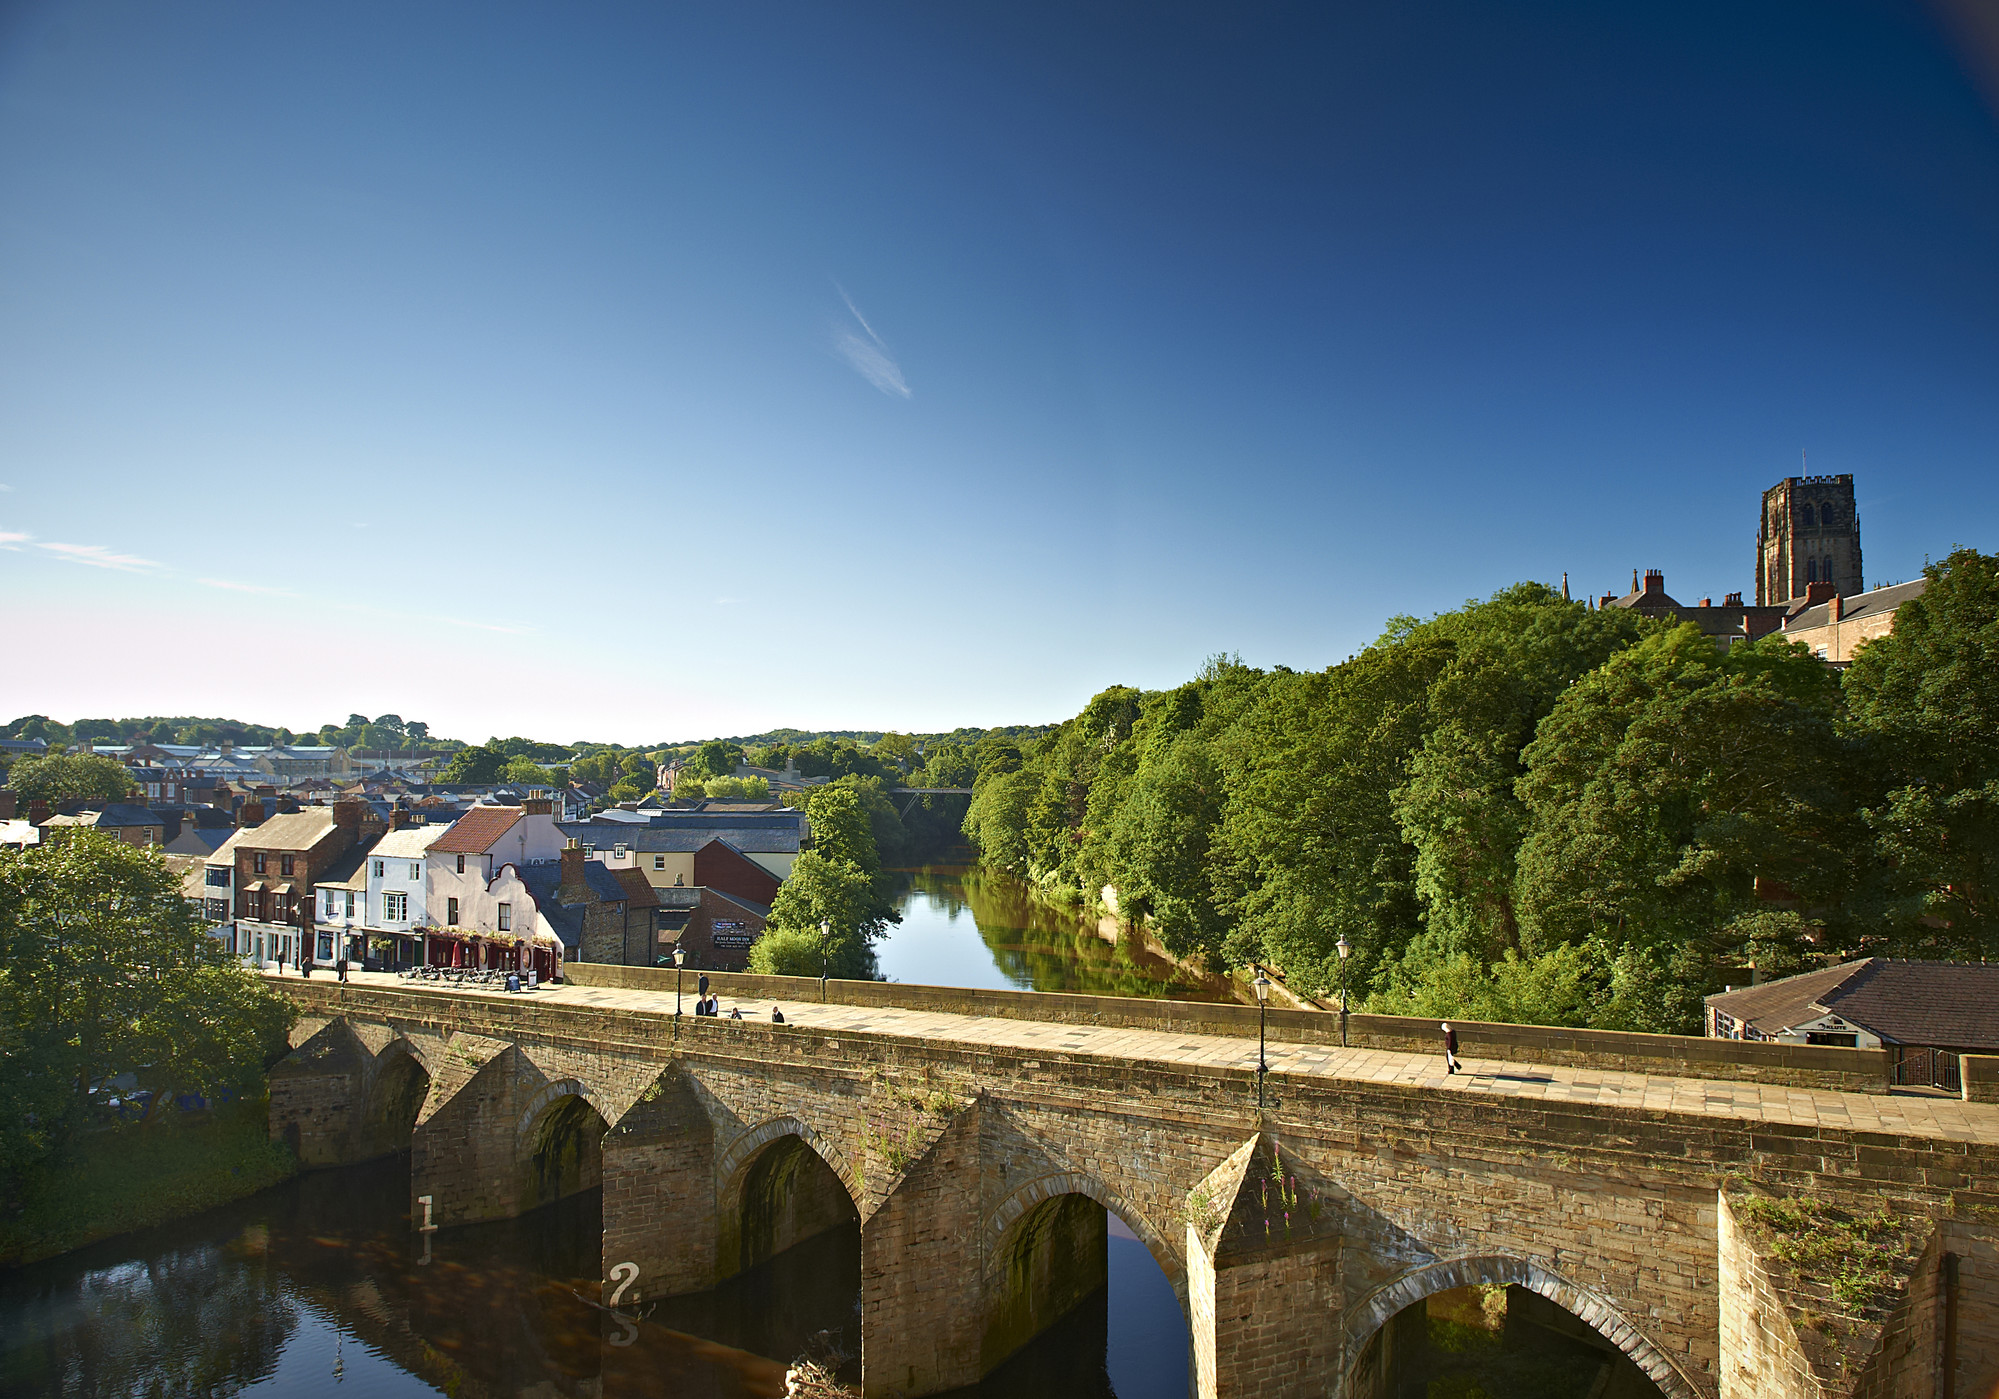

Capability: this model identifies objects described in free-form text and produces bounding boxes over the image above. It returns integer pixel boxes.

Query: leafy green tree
[0,835,293,1186]
[443,743,507,784]
[746,744,791,770]
[702,775,771,801]
[913,742,976,788]
[6,754,137,806]
[1509,627,1865,1029]
[870,732,919,775]
[499,757,558,786]
[760,855,881,975]
[689,741,744,781]
[1843,548,1999,954]
[746,924,833,976]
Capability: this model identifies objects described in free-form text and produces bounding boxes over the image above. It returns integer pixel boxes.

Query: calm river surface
[877,861,1238,1003]
[0,1155,1190,1399]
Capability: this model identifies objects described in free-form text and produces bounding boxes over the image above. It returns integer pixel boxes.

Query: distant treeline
[960,550,1999,1035]
[1,713,451,754]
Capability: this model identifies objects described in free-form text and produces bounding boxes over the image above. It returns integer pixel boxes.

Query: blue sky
[2,1,1996,745]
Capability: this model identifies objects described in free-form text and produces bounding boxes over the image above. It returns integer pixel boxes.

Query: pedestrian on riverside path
[1441,1021,1461,1075]
[336,956,349,983]
[771,1007,786,1025]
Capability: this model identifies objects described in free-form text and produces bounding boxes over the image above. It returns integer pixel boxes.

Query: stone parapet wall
[563,962,1889,1093]
[1962,1055,1999,1104]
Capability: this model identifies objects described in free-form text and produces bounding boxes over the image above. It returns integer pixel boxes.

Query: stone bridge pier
[269,979,1999,1399]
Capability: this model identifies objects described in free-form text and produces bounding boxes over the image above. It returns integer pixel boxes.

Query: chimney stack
[27,798,48,825]
[1723,592,1743,607]
[523,796,553,816]
[391,809,415,830]
[1804,580,1839,607]
[0,792,14,821]
[238,800,266,828]
[1643,569,1665,596]
[332,799,364,828]
[1828,592,1844,623]
[558,842,590,902]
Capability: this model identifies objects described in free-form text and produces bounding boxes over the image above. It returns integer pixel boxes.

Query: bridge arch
[364,1037,430,1152]
[716,1115,863,1277]
[1340,1255,1701,1399]
[715,1114,861,1208]
[980,1170,1191,1384]
[515,1078,610,1212]
[984,1171,1183,1300]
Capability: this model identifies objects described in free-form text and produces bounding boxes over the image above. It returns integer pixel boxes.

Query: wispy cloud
[199,577,297,597]
[835,286,912,398]
[38,541,162,572]
[0,529,28,550]
[0,483,14,491]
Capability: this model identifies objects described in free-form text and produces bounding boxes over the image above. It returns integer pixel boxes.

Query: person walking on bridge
[1441,1021,1461,1075]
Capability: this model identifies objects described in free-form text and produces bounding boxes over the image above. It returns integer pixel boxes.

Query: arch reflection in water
[959,1190,1191,1399]
[1349,1283,1668,1399]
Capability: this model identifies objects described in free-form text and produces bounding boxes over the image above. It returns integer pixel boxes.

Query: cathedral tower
[1757,475,1862,605]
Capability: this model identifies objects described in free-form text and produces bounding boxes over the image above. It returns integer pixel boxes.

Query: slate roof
[315,843,374,893]
[87,804,166,828]
[164,826,234,856]
[707,886,772,920]
[609,866,659,908]
[431,805,523,854]
[233,808,339,851]
[1706,958,1999,1050]
[1783,577,1928,632]
[558,812,807,855]
[514,860,631,949]
[370,824,452,860]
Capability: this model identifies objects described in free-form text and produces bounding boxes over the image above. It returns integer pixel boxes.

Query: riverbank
[0,1096,297,1268]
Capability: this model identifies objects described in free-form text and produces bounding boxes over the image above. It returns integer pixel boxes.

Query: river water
[877,862,1238,1003]
[0,1154,1190,1399]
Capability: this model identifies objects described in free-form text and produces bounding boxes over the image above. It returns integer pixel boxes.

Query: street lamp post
[1336,933,1351,1047]
[673,945,686,1016]
[1252,967,1271,1111]
[819,919,831,1003]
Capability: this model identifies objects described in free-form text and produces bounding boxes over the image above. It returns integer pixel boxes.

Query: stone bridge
[267,967,1999,1399]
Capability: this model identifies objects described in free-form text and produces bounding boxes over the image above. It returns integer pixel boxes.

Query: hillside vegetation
[961,551,1999,1033]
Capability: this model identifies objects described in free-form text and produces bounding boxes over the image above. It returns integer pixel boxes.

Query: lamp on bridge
[1336,933,1351,1047]
[1252,967,1271,1110]
[673,944,686,1017]
[819,919,831,1003]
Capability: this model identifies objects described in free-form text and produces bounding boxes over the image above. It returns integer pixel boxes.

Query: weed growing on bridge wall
[1734,1193,1913,1320]
[1259,1143,1322,1241]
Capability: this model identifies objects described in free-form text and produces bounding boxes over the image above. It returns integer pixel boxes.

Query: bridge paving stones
[320,970,1999,1145]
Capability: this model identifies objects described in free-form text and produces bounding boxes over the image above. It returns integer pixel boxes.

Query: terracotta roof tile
[431,806,523,854]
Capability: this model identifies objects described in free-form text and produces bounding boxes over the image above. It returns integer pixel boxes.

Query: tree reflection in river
[884,862,1238,1002]
[0,1155,842,1399]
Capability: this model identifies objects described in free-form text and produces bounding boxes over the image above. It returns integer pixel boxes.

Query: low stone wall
[563,962,1890,1092]
[1964,1054,1999,1104]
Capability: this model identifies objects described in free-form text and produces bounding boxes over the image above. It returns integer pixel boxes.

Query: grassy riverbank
[0,1097,297,1267]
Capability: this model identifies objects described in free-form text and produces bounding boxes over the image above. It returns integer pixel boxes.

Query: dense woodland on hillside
[960,549,1999,1034]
